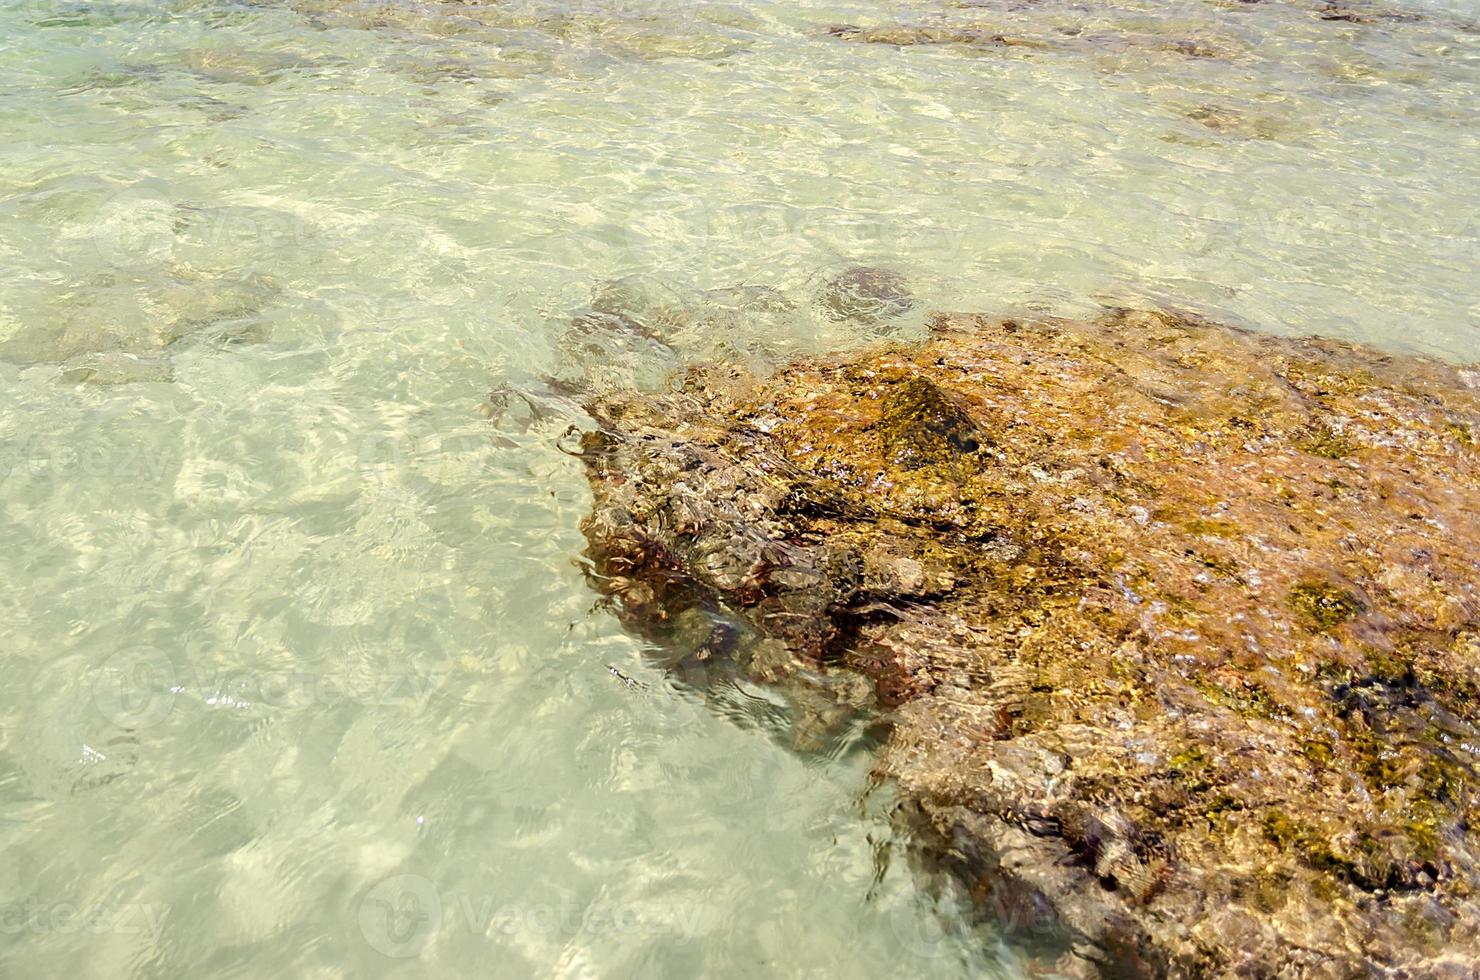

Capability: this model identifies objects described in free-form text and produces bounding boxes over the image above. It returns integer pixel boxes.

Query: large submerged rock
[577,307,1480,976]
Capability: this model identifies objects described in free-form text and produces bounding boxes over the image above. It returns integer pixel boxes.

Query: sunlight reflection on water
[0,0,1477,975]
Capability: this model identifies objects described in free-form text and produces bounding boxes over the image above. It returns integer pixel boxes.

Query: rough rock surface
[578,307,1480,977]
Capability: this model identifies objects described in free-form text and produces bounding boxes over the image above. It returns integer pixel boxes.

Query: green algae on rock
[577,306,1480,977]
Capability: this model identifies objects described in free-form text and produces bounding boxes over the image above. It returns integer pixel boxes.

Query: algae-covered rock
[577,306,1480,976]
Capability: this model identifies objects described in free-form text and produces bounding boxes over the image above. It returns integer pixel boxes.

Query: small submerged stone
[816,266,914,326]
[292,0,754,65]
[1176,103,1297,142]
[56,351,175,385]
[1316,2,1422,23]
[576,304,1480,976]
[828,24,998,46]
[0,267,278,384]
[825,22,1050,52]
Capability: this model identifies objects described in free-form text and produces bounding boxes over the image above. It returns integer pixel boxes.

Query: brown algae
[578,306,1480,976]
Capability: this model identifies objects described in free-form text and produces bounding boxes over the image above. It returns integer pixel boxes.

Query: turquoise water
[1,0,1477,975]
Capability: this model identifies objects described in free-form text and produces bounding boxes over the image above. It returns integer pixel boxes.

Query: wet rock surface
[577,307,1480,976]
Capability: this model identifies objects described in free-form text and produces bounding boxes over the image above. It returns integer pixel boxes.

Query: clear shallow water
[0,0,1477,975]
